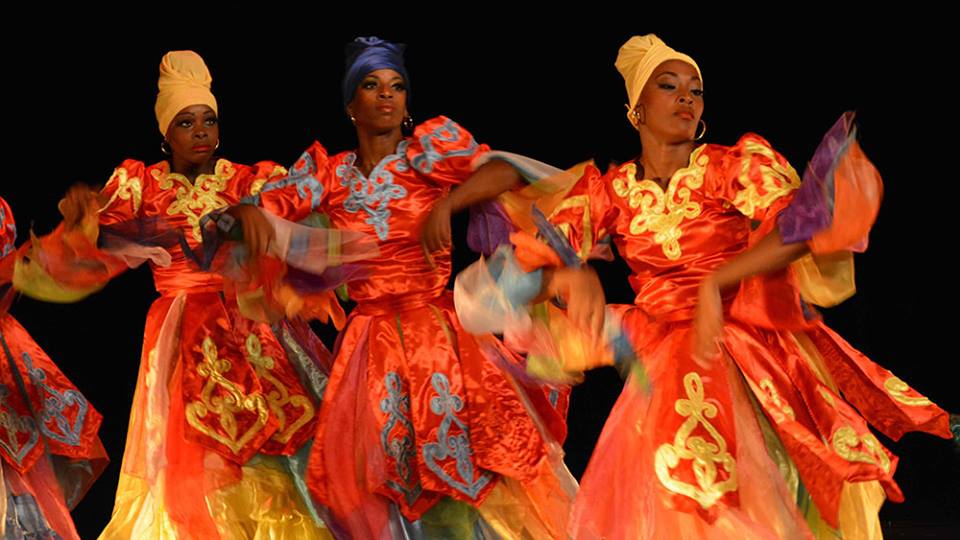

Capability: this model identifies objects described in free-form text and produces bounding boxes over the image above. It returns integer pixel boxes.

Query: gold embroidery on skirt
[655,371,738,508]
[883,376,932,407]
[832,426,891,473]
[758,378,796,421]
[185,336,269,454]
[245,334,314,444]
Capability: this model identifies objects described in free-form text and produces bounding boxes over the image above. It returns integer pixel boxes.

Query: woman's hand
[689,229,810,367]
[420,197,453,253]
[225,204,275,256]
[692,275,724,367]
[420,197,454,269]
[548,266,606,342]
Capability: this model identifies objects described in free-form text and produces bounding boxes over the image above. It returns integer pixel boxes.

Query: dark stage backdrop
[4,14,958,538]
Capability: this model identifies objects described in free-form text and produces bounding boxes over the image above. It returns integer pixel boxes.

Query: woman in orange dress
[250,37,575,539]
[14,51,353,539]
[0,196,107,540]
[451,34,954,539]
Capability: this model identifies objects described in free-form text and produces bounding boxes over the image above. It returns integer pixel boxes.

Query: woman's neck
[171,156,216,180]
[637,135,696,189]
[355,127,403,177]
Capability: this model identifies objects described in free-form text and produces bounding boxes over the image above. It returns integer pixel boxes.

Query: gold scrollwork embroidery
[153,159,235,241]
[733,139,801,218]
[758,378,796,421]
[102,167,143,214]
[248,179,267,197]
[244,334,314,444]
[612,148,708,260]
[248,165,288,196]
[832,425,890,473]
[883,376,932,407]
[654,371,737,509]
[185,337,269,455]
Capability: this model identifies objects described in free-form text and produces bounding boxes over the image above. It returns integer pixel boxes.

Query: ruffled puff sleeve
[405,115,490,186]
[721,113,883,329]
[242,145,331,223]
[13,160,171,303]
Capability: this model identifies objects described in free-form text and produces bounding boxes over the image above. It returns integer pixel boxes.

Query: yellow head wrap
[615,35,701,123]
[154,51,218,137]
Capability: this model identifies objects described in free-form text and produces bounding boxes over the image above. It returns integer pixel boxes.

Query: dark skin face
[347,69,408,135]
[64,102,277,260]
[164,104,274,256]
[630,59,704,145]
[164,104,219,177]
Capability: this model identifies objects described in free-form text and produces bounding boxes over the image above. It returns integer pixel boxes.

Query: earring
[160,140,172,155]
[625,104,643,130]
[694,119,707,141]
[402,115,414,131]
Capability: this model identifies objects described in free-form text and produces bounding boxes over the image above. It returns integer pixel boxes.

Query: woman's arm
[420,159,522,252]
[694,228,808,362]
[540,265,607,342]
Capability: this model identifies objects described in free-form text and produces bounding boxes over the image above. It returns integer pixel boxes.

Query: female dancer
[450,34,953,539]
[0,195,107,540]
[14,51,355,539]
[251,37,575,539]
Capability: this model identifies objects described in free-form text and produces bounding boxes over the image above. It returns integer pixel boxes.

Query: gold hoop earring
[694,119,707,141]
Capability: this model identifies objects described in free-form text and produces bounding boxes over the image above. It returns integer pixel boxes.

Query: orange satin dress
[27,159,335,539]
[0,196,107,540]
[259,116,573,538]
[541,135,952,539]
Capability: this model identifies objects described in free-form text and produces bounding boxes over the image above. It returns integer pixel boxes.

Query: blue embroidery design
[0,385,39,466]
[337,142,409,241]
[278,325,328,400]
[409,119,479,175]
[24,351,88,447]
[244,151,325,211]
[380,372,422,505]
[422,373,491,499]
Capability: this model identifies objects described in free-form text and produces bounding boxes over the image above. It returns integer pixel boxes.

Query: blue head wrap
[342,36,410,111]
